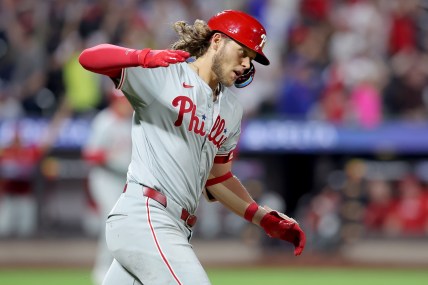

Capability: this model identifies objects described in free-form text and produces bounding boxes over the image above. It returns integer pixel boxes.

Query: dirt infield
[0,238,427,269]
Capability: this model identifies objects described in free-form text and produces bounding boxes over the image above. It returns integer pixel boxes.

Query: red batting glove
[260,210,306,256]
[139,49,190,68]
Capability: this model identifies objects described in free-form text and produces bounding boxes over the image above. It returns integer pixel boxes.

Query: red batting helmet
[208,10,270,65]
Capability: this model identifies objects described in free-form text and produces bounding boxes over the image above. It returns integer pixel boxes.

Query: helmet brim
[255,53,269,66]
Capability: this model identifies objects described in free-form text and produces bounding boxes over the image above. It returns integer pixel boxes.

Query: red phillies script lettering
[172,96,227,148]
[172,96,206,136]
[208,116,227,148]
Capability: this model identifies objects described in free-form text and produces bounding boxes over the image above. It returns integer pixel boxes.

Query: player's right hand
[140,49,190,68]
[260,208,306,256]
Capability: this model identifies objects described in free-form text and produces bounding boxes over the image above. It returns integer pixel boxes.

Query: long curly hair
[171,19,214,58]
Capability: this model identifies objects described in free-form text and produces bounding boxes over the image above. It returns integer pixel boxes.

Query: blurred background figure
[0,124,41,238]
[196,194,224,240]
[82,89,133,285]
[383,174,428,237]
[340,159,367,244]
[363,178,395,235]
[303,185,342,252]
[298,164,344,253]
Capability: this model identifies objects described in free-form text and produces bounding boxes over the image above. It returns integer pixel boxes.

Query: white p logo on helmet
[258,34,267,50]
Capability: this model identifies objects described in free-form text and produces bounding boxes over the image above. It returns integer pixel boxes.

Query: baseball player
[83,89,133,285]
[79,10,306,285]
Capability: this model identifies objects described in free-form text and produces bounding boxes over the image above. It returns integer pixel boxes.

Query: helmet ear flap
[234,63,255,88]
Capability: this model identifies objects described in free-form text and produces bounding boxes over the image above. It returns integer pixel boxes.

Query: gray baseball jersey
[117,62,243,213]
[103,62,244,284]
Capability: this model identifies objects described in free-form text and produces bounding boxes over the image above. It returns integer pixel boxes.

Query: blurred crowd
[267,0,428,127]
[1,0,428,125]
[0,0,255,120]
[299,158,428,252]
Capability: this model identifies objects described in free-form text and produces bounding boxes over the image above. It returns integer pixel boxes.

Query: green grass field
[1,267,427,285]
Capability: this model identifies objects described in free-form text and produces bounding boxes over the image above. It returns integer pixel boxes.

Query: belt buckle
[185,214,197,228]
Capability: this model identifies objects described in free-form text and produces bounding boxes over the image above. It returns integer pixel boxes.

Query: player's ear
[211,33,222,50]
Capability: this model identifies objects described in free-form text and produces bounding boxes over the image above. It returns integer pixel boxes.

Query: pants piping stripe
[146,199,182,285]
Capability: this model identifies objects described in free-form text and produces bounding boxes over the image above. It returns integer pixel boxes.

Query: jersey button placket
[204,102,214,134]
[198,98,213,188]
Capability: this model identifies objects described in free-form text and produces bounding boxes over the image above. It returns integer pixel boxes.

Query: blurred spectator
[315,82,348,124]
[384,174,428,236]
[0,124,41,237]
[340,159,366,243]
[383,49,428,121]
[318,0,389,127]
[304,185,342,251]
[4,2,48,117]
[347,58,385,128]
[234,0,299,117]
[0,83,23,119]
[300,166,345,252]
[387,0,419,55]
[195,195,224,239]
[314,57,387,128]
[274,4,330,119]
[61,31,104,117]
[276,56,326,119]
[299,0,332,24]
[82,89,133,285]
[363,178,395,235]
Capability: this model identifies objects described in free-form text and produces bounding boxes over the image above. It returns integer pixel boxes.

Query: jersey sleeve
[214,89,244,164]
[115,66,171,108]
[214,124,241,164]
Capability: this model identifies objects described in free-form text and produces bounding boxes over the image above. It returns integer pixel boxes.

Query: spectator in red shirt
[0,126,41,237]
[384,175,428,236]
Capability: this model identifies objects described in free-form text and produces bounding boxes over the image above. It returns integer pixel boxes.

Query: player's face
[212,39,256,87]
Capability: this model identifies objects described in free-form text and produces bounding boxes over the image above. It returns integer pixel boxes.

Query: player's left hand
[260,206,306,256]
[141,49,190,68]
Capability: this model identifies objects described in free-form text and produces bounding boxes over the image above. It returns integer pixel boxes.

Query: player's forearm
[206,176,268,226]
[79,44,149,77]
[207,180,251,219]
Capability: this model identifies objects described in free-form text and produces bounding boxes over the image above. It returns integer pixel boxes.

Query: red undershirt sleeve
[78,44,150,78]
